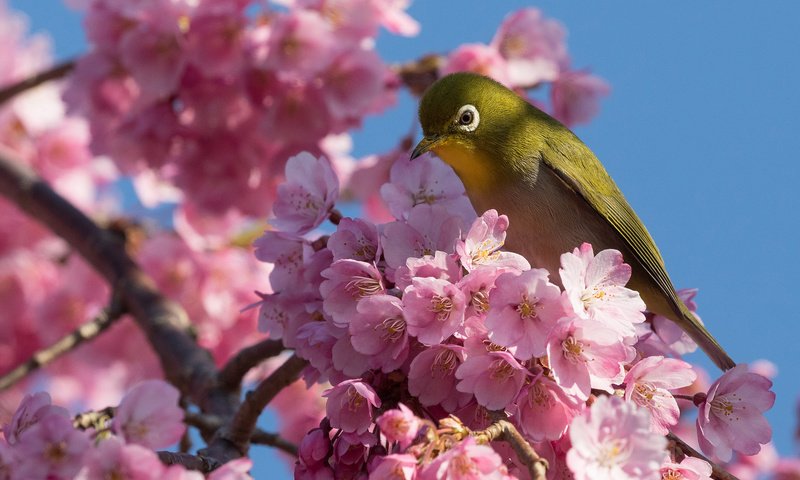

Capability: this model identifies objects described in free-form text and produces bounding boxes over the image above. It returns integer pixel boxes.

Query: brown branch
[667,433,740,480]
[201,354,307,461]
[157,451,222,473]
[218,338,285,391]
[0,60,76,106]
[0,145,239,426]
[185,412,298,456]
[0,298,125,391]
[474,416,548,480]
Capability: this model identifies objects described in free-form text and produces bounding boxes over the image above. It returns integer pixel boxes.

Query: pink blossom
[567,395,666,480]
[490,8,567,86]
[295,320,338,379]
[456,210,529,273]
[272,152,339,234]
[696,364,775,461]
[333,430,376,468]
[374,0,420,36]
[349,295,409,372]
[207,458,253,480]
[3,392,69,445]
[403,277,466,345]
[485,268,565,360]
[320,259,385,328]
[623,356,696,434]
[551,70,610,127]
[394,251,462,291]
[184,6,246,78]
[515,375,582,442]
[265,10,337,78]
[331,331,372,378]
[408,344,471,412]
[659,457,713,480]
[298,428,331,469]
[174,73,253,134]
[83,436,167,480]
[369,453,417,480]
[441,43,512,87]
[376,403,420,449]
[10,413,90,480]
[327,217,381,263]
[456,350,528,410]
[321,48,392,121]
[253,231,311,292]
[257,293,319,348]
[113,380,186,449]
[559,243,645,339]
[323,379,381,434]
[380,153,474,223]
[418,436,505,480]
[546,316,634,400]
[118,22,186,103]
[649,288,701,355]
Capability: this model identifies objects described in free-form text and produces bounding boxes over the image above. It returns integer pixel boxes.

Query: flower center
[662,469,684,480]
[710,394,740,421]
[44,440,68,462]
[452,453,477,475]
[528,381,554,408]
[471,290,489,313]
[633,382,658,407]
[430,294,454,321]
[489,359,515,381]
[561,336,586,364]
[432,349,458,376]
[377,317,406,342]
[411,190,437,206]
[597,439,625,468]
[344,276,382,298]
[345,385,365,412]
[516,294,539,319]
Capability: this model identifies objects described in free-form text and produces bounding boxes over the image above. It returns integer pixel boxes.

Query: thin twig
[0,299,125,391]
[185,411,298,456]
[157,451,222,473]
[201,354,307,461]
[474,415,548,480]
[667,433,740,480]
[0,60,75,106]
[218,338,285,391]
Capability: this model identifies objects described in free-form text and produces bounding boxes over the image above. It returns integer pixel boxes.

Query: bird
[411,72,735,371]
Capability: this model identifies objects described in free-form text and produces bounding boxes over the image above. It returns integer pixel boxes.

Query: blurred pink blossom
[113,380,186,449]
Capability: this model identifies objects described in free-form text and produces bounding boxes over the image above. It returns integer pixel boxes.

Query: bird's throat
[432,143,497,196]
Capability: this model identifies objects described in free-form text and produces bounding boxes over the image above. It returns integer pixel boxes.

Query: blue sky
[10,0,800,476]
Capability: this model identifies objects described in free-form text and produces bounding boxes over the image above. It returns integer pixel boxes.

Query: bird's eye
[455,104,480,132]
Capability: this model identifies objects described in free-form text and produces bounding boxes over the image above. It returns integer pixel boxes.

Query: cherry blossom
[403,276,466,345]
[271,152,339,234]
[659,457,713,480]
[418,437,506,480]
[323,379,381,434]
[455,349,528,410]
[696,364,775,461]
[567,395,665,480]
[408,344,471,412]
[623,356,696,434]
[113,380,186,449]
[376,403,420,449]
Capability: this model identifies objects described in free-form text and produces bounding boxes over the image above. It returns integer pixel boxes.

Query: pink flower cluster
[440,8,610,127]
[64,0,413,216]
[254,151,776,478]
[0,381,255,480]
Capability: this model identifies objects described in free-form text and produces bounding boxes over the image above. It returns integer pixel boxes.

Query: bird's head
[412,73,551,192]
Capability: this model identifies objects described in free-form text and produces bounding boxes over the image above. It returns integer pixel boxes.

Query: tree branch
[157,451,222,473]
[0,145,238,422]
[0,60,75,106]
[474,415,548,480]
[202,354,307,461]
[218,338,285,391]
[667,433,740,480]
[185,411,298,456]
[0,298,125,391]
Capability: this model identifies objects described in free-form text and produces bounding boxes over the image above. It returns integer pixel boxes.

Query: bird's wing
[541,137,681,307]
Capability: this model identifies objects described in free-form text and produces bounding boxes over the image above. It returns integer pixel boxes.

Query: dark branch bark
[201,354,307,461]
[218,338,285,391]
[0,60,75,106]
[157,451,222,473]
[475,416,548,480]
[0,298,125,391]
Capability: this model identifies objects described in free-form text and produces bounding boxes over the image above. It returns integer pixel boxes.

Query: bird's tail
[675,302,736,371]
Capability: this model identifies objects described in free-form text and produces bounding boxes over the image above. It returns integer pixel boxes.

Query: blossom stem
[667,433,741,480]
[672,393,696,401]
[0,298,125,391]
[329,208,343,225]
[218,338,285,391]
[474,415,548,480]
[0,59,75,106]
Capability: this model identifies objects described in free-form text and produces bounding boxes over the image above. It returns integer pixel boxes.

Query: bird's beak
[410,135,443,160]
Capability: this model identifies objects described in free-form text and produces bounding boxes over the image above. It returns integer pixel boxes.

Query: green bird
[411,72,735,371]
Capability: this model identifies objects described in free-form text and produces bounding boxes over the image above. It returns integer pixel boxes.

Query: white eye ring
[455,104,480,132]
